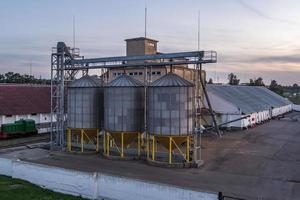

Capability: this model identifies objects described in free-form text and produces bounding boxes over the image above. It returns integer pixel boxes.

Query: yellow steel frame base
[67,128,99,153]
[146,134,192,165]
[103,131,142,159]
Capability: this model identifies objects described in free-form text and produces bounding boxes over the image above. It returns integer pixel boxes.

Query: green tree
[254,77,264,86]
[0,74,4,83]
[248,77,265,86]
[0,72,50,85]
[227,73,240,85]
[269,80,283,95]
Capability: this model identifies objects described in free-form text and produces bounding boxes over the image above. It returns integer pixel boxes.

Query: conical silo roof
[68,75,102,88]
[150,73,194,87]
[107,74,144,87]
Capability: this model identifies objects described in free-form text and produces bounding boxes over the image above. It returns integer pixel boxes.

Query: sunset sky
[0,0,300,85]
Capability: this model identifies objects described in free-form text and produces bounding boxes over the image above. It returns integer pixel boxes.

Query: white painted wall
[272,105,293,117]
[0,158,13,176]
[293,104,300,112]
[1,115,16,124]
[0,158,218,200]
[98,174,217,200]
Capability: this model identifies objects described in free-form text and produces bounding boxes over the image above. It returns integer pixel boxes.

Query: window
[5,115,12,117]
[31,113,37,116]
[134,72,138,75]
[139,72,143,75]
[113,73,117,76]
[152,71,156,75]
[129,72,133,76]
[156,71,161,75]
[117,72,122,76]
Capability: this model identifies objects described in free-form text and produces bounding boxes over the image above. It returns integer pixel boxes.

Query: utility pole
[144,3,147,38]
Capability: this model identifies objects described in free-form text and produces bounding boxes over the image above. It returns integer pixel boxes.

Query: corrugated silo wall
[67,87,103,129]
[147,86,193,136]
[172,68,206,105]
[104,87,144,132]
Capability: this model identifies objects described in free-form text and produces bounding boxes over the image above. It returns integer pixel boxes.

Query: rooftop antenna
[29,59,32,77]
[197,10,200,51]
[73,16,76,49]
[214,66,217,82]
[144,2,147,38]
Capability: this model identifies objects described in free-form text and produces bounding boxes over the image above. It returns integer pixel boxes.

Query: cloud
[234,0,299,26]
[248,54,300,64]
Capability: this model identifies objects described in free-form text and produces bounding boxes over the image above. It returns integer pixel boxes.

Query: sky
[0,0,300,85]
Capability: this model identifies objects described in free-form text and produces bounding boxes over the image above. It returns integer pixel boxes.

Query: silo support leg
[152,136,155,161]
[96,129,99,152]
[67,128,71,152]
[107,132,110,156]
[169,137,172,164]
[138,132,141,157]
[81,129,84,153]
[121,132,124,158]
[103,131,106,155]
[146,134,149,159]
[186,136,190,162]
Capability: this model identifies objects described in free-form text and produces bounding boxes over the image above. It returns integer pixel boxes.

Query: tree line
[0,72,50,84]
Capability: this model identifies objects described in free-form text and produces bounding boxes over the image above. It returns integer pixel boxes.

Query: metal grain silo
[103,74,144,158]
[147,72,194,165]
[66,75,103,152]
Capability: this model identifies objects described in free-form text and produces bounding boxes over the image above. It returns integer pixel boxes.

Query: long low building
[203,85,293,129]
[0,84,55,133]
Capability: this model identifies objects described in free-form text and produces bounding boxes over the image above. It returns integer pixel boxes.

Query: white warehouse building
[203,85,293,129]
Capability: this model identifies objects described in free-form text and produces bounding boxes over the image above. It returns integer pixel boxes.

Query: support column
[67,128,71,152]
[186,136,190,162]
[106,132,110,156]
[96,129,99,152]
[193,134,198,163]
[81,129,84,153]
[152,135,155,161]
[169,137,172,164]
[121,132,124,158]
[138,132,141,157]
[146,134,149,159]
[103,131,106,155]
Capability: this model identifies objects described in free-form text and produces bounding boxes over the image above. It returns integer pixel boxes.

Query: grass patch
[0,175,86,200]
[290,96,300,104]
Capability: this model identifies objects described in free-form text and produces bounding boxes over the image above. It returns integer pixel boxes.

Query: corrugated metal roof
[68,75,102,88]
[150,73,194,87]
[0,84,51,115]
[107,74,144,87]
[207,85,291,114]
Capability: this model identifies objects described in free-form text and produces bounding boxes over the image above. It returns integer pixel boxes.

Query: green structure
[1,119,37,134]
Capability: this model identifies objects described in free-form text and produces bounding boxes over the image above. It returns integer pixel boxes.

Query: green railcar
[1,122,23,133]
[1,119,37,135]
[23,119,37,132]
